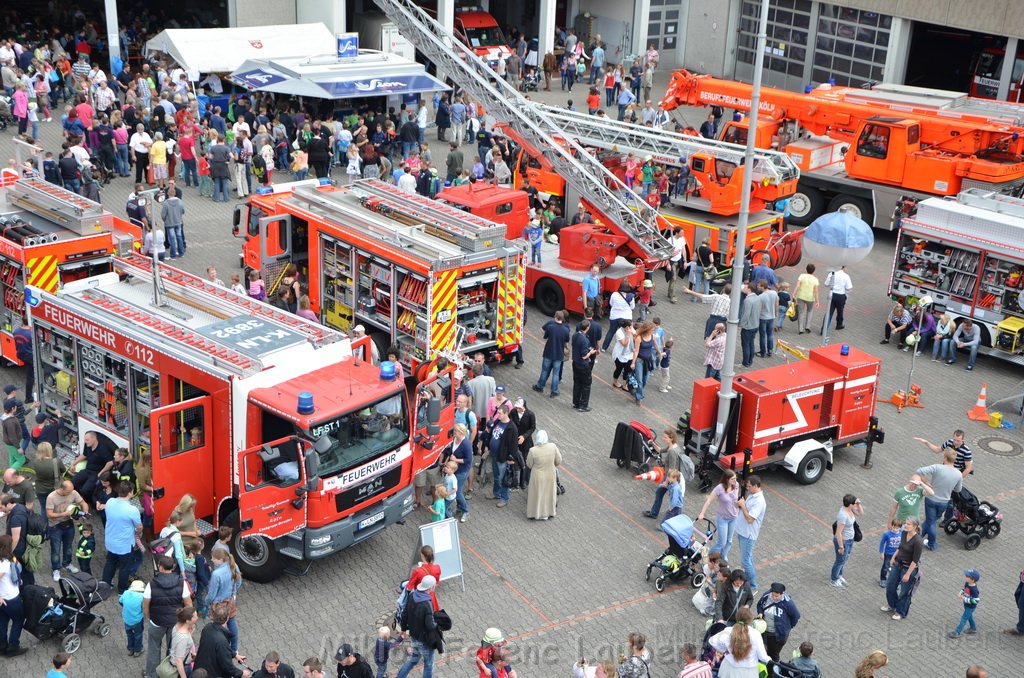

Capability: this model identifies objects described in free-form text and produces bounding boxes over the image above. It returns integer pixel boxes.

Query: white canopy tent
[145,24,337,76]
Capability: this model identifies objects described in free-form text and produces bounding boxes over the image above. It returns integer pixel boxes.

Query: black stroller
[945,486,1002,550]
[0,96,10,131]
[610,420,663,473]
[23,572,112,653]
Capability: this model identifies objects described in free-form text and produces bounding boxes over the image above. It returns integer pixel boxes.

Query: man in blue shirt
[102,482,143,593]
[589,43,605,83]
[582,264,601,318]
[617,86,637,121]
[750,255,778,289]
[532,310,571,397]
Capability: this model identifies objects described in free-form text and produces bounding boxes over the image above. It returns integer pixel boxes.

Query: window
[244,438,302,490]
[156,379,209,459]
[813,3,892,87]
[307,391,410,479]
[907,124,920,145]
[737,0,811,78]
[495,202,514,215]
[856,124,890,159]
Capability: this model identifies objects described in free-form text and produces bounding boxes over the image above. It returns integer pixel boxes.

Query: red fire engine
[0,178,139,365]
[28,252,452,582]
[681,344,884,486]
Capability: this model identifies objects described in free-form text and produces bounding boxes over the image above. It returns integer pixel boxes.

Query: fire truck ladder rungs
[957,187,1024,219]
[80,292,257,372]
[11,177,104,216]
[533,103,800,186]
[289,186,469,266]
[116,252,340,346]
[372,0,673,264]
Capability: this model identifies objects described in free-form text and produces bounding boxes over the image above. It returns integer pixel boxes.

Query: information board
[417,517,464,592]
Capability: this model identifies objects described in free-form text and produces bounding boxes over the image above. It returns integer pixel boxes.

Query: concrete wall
[683,0,737,76]
[229,0,297,27]
[849,0,1024,38]
[297,0,346,34]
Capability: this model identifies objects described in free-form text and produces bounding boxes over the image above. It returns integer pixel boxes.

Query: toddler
[248,270,266,301]
[878,519,901,586]
[658,338,673,393]
[373,626,402,678]
[637,280,653,321]
[197,156,212,197]
[76,522,95,574]
[230,273,246,296]
[442,460,458,519]
[118,579,145,656]
[776,281,792,331]
[948,569,980,638]
[428,484,447,522]
[790,641,821,678]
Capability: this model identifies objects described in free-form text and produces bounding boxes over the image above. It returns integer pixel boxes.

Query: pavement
[2,69,1024,677]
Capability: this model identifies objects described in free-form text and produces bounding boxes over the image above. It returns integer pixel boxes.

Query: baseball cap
[3,398,17,411]
[495,385,505,393]
[769,582,786,594]
[36,413,47,423]
[334,643,355,661]
[454,369,464,380]
[353,324,366,333]
[417,575,437,591]
[964,569,980,581]
[3,385,17,394]
[514,398,525,409]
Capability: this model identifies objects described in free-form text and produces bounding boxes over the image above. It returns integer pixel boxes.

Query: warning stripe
[431,270,458,353]
[26,256,59,292]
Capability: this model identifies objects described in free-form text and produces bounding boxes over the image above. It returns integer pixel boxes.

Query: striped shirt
[678,661,714,678]
[700,292,731,318]
[943,439,972,472]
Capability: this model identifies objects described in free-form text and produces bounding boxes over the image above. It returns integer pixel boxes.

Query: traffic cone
[967,383,990,421]
[635,467,665,483]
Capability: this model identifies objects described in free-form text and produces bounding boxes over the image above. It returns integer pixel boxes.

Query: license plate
[358,511,385,530]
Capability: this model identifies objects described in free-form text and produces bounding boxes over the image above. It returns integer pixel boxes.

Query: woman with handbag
[629,322,661,406]
[831,493,864,588]
[205,551,243,653]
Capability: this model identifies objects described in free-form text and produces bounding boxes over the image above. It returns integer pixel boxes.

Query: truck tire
[794,449,827,485]
[226,511,286,583]
[533,277,565,317]
[788,187,825,226]
[827,195,874,225]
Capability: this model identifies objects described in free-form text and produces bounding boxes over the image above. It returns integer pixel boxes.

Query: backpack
[150,535,176,560]
[25,507,49,541]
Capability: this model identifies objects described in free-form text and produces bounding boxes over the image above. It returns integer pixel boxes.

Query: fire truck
[28,251,452,582]
[453,9,512,68]
[890,188,1024,365]
[661,70,1024,230]
[0,179,139,366]
[681,343,884,487]
[236,180,525,374]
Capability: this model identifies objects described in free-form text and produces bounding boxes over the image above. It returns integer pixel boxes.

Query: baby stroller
[22,573,112,653]
[610,420,663,473]
[645,514,715,592]
[944,486,1002,550]
[0,96,10,131]
[521,70,541,92]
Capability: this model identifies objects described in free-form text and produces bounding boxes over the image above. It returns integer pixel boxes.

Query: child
[637,279,654,321]
[118,579,145,657]
[663,469,683,520]
[48,652,73,678]
[442,460,458,519]
[183,539,199,599]
[776,281,792,331]
[526,219,543,264]
[212,524,233,558]
[658,338,673,393]
[623,152,638,189]
[191,541,212,616]
[248,270,266,301]
[292,147,309,180]
[229,273,246,296]
[640,156,655,197]
[949,569,981,638]
[790,641,821,678]
[428,484,446,522]
[43,151,61,186]
[197,155,212,197]
[373,626,402,678]
[76,522,95,574]
[878,519,901,587]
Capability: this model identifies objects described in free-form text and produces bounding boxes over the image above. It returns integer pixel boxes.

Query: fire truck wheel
[827,195,874,226]
[533,278,565,317]
[787,187,825,227]
[226,511,285,583]
[794,450,827,485]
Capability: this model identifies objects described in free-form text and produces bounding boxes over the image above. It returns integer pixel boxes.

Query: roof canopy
[229,52,449,100]
[145,24,337,75]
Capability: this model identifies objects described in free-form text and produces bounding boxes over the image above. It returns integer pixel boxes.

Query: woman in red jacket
[405,545,441,611]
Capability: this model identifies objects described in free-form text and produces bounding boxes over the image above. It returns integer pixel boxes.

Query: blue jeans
[830,537,853,582]
[125,620,143,653]
[633,359,652,401]
[0,594,24,652]
[455,470,470,516]
[102,548,142,594]
[531,245,541,263]
[710,515,737,563]
[535,357,564,395]
[922,497,948,551]
[376,661,389,678]
[758,318,775,356]
[738,534,758,590]
[226,615,239,652]
[491,459,509,502]
[945,341,979,368]
[213,177,230,202]
[395,638,435,678]
[181,158,198,187]
[648,486,683,517]
[690,266,710,296]
[955,607,977,633]
[115,144,130,176]
[741,328,757,367]
[48,521,75,571]
[166,225,184,258]
[885,561,918,617]
[63,178,81,195]
[704,364,721,381]
[933,336,951,360]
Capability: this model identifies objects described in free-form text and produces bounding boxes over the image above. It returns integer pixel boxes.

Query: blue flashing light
[804,85,813,94]
[840,344,850,356]
[828,78,836,85]
[317,177,333,186]
[297,391,315,415]
[255,186,274,195]
[379,360,398,382]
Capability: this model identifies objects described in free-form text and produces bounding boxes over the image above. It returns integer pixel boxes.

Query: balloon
[802,211,874,269]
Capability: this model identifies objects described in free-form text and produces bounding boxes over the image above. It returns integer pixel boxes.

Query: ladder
[533,103,800,191]
[957,187,1024,219]
[372,0,674,264]
[116,252,342,347]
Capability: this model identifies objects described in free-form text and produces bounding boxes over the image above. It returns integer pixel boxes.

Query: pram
[22,572,112,653]
[521,70,541,92]
[645,514,715,592]
[0,96,10,131]
[610,420,663,473]
[945,486,1002,550]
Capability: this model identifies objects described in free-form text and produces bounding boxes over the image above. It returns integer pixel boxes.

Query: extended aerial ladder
[372,0,674,266]
[525,102,800,215]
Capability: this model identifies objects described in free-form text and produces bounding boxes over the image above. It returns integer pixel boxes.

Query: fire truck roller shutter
[27,256,60,292]
[430,269,459,358]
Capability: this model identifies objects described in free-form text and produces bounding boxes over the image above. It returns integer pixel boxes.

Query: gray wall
[681,0,737,75]
[230,0,298,27]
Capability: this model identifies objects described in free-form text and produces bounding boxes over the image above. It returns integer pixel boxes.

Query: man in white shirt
[416,101,428,145]
[0,42,14,67]
[88,64,106,91]
[825,265,853,331]
[231,117,251,140]
[736,475,767,592]
[667,227,688,302]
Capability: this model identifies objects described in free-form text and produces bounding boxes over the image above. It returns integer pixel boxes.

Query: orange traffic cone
[635,467,665,483]
[967,383,989,421]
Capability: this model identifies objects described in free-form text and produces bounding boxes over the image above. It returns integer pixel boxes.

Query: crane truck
[661,71,1024,230]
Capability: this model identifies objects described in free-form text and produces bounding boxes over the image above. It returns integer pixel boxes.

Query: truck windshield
[305,392,409,479]
[464,26,506,48]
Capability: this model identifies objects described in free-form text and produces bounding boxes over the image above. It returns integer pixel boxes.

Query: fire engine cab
[0,178,137,365]
[29,251,452,582]
[681,344,884,486]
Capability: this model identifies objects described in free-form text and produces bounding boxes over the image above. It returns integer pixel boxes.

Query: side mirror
[840,146,848,156]
[304,438,324,492]
[232,205,243,237]
[426,396,441,435]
